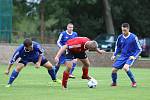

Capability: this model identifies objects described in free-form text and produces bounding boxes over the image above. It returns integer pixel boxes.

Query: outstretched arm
[35,55,42,68]
[96,48,106,54]
[5,64,13,75]
[36,44,44,68]
[5,46,21,75]
[113,36,121,57]
[55,45,68,63]
[111,36,121,61]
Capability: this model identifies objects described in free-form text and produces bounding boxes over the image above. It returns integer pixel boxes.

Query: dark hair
[23,38,32,47]
[67,23,73,26]
[122,23,130,28]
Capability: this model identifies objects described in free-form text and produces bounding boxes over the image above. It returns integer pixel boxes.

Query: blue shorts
[18,56,48,66]
[58,54,66,64]
[112,57,135,69]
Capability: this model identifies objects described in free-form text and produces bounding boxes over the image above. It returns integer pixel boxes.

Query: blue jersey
[9,41,44,64]
[56,31,78,64]
[114,33,142,59]
[57,31,78,48]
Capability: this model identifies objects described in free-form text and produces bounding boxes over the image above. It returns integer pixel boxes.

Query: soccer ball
[87,78,98,88]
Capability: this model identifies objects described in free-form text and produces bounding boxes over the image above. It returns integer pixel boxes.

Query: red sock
[82,67,89,77]
[62,71,69,88]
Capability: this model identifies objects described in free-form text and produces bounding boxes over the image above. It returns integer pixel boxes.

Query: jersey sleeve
[114,35,121,56]
[37,44,44,55]
[9,45,22,64]
[133,36,142,58]
[57,33,63,48]
[75,32,78,37]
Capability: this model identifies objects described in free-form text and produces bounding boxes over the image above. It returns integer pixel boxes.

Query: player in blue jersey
[111,23,142,87]
[55,23,78,78]
[4,38,60,87]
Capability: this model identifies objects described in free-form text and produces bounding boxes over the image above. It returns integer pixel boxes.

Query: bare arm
[35,55,42,68]
[5,46,21,75]
[35,44,45,68]
[55,45,68,63]
[5,64,13,75]
[96,48,105,54]
[38,55,42,63]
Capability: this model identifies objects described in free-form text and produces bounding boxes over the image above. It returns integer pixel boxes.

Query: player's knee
[73,59,77,63]
[15,67,23,72]
[67,64,72,69]
[45,66,53,70]
[123,64,130,72]
[112,68,118,73]
[56,63,60,67]
[83,62,90,67]
[65,65,72,72]
[43,62,53,70]
[123,68,129,72]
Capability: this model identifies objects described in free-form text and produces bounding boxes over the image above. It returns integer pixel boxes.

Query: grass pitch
[0,64,150,100]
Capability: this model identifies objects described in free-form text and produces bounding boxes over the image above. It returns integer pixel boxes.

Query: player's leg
[6,63,25,87]
[75,52,91,80]
[54,63,60,75]
[123,64,136,83]
[62,60,73,88]
[69,59,77,78]
[61,50,74,88]
[41,59,60,83]
[54,54,65,75]
[80,57,91,80]
[123,60,136,87]
[111,59,125,86]
[111,67,118,86]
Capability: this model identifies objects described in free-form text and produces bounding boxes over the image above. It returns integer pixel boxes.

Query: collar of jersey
[66,30,73,35]
[24,44,33,52]
[123,32,131,39]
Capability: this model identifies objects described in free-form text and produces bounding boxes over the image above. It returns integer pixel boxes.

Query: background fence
[0,44,149,68]
[0,0,12,43]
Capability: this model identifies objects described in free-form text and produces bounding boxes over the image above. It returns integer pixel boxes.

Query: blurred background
[0,0,150,57]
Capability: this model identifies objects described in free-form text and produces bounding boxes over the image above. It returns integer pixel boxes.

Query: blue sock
[69,63,76,75]
[126,70,136,83]
[48,67,56,80]
[8,69,19,84]
[54,65,60,75]
[111,73,117,84]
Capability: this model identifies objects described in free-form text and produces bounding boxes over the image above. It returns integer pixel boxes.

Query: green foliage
[110,0,150,36]
[15,17,39,33]
[12,0,150,42]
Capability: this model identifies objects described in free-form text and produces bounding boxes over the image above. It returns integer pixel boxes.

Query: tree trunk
[40,0,45,43]
[102,0,115,34]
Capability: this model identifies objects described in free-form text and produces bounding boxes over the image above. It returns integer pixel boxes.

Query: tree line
[13,0,150,43]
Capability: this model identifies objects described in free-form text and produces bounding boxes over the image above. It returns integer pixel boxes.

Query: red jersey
[66,37,90,53]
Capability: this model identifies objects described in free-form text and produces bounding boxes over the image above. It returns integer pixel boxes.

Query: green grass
[0,64,150,100]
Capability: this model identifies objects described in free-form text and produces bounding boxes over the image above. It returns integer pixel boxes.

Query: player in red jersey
[55,37,105,88]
